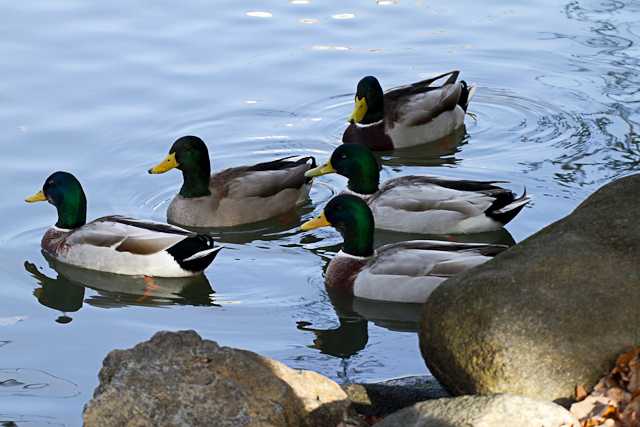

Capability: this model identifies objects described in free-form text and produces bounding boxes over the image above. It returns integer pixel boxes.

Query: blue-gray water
[1,0,638,424]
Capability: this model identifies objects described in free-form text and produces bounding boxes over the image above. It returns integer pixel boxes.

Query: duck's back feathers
[387,81,462,127]
[368,176,529,233]
[53,216,220,276]
[213,156,316,199]
[68,216,190,255]
[353,240,506,303]
[384,70,461,101]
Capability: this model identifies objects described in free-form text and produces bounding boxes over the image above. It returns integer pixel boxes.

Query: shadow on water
[25,255,217,322]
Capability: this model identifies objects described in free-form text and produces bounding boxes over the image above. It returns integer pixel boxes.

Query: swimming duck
[25,172,222,277]
[343,71,474,150]
[301,195,506,303]
[149,135,316,228]
[306,144,529,234]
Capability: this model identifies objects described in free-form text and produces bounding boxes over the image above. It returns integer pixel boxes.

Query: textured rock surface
[83,330,349,427]
[421,174,640,402]
[376,394,580,427]
[344,375,449,417]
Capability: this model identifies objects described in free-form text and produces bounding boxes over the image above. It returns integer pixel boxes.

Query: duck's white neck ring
[336,249,374,260]
[342,188,374,199]
[355,119,383,128]
[51,225,72,232]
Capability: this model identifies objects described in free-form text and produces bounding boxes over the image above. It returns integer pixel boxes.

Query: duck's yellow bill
[301,212,331,231]
[304,161,336,178]
[349,96,367,124]
[25,190,47,203]
[149,152,179,174]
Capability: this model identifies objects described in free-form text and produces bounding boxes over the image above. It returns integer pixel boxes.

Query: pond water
[1,0,638,424]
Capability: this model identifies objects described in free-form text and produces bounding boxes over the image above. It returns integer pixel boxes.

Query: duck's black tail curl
[458,80,472,112]
[485,189,531,226]
[167,235,222,273]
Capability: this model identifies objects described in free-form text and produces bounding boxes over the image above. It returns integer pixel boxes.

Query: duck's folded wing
[66,216,190,255]
[370,241,504,276]
[390,83,463,127]
[354,240,504,303]
[218,156,315,198]
[374,177,499,216]
[384,70,461,99]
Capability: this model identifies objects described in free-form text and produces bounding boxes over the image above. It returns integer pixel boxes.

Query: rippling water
[0,0,638,424]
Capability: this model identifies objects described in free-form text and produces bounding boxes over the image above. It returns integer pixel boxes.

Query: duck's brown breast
[342,122,393,151]
[325,255,368,294]
[41,228,72,257]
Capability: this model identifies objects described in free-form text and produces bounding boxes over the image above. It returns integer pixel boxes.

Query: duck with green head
[25,171,222,277]
[343,70,474,150]
[301,194,506,303]
[148,135,316,228]
[305,144,530,234]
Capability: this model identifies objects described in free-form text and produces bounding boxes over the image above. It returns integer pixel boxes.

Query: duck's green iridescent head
[25,171,87,229]
[301,194,374,257]
[349,76,384,125]
[149,135,212,198]
[305,144,380,195]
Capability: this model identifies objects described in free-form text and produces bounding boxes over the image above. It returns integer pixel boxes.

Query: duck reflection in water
[26,261,84,324]
[297,286,425,359]
[25,254,217,322]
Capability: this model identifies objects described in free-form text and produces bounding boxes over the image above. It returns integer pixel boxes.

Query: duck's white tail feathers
[166,235,223,273]
[459,80,476,112]
[494,192,531,214]
[490,190,531,225]
[183,245,223,262]
[467,83,477,103]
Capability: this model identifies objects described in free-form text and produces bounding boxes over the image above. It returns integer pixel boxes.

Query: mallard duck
[148,135,316,228]
[306,144,530,234]
[301,194,506,303]
[25,172,222,277]
[342,71,475,150]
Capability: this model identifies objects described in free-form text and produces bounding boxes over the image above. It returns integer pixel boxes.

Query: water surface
[1,0,639,424]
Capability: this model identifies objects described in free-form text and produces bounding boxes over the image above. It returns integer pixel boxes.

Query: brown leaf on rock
[621,396,640,426]
[577,385,589,401]
[571,348,640,427]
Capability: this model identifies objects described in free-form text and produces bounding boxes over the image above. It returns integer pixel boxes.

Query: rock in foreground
[83,330,349,427]
[376,394,579,427]
[421,174,640,402]
[344,375,449,417]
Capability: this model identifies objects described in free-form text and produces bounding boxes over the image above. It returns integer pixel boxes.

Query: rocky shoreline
[83,175,640,426]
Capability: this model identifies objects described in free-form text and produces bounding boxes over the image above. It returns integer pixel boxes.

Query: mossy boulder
[420,174,640,402]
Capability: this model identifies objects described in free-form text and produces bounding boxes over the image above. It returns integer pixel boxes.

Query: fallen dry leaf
[571,348,640,427]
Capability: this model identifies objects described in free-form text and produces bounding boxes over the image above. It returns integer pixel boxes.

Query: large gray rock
[83,330,350,427]
[421,174,640,402]
[376,394,579,427]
